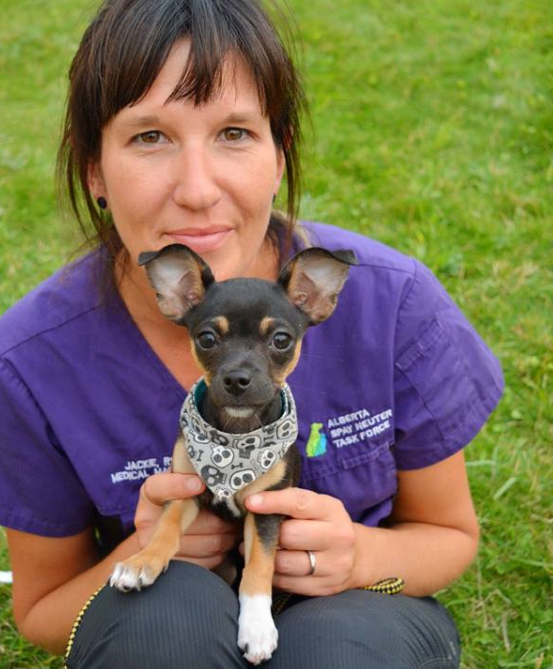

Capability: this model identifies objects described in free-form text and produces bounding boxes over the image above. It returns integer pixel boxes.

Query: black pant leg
[65,561,248,669]
[66,564,460,669]
[268,590,461,669]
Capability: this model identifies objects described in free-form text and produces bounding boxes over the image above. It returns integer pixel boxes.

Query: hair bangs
[96,2,190,121]
[167,1,266,113]
[59,0,307,278]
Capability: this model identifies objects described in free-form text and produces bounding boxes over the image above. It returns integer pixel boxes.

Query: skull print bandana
[179,379,298,501]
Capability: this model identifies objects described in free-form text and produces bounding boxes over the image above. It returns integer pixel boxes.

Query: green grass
[1,0,552,667]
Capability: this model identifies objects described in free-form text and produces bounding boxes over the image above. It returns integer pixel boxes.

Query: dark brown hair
[57,0,307,269]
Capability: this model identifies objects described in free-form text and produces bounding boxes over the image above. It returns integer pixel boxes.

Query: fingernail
[248,494,263,508]
[186,477,202,493]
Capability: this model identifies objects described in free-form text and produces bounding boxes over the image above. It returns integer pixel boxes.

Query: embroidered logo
[327,408,393,449]
[306,422,328,457]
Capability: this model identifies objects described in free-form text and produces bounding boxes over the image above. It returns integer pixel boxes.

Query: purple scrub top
[0,223,503,548]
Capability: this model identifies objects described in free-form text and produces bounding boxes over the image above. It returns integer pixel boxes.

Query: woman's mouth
[167,227,233,254]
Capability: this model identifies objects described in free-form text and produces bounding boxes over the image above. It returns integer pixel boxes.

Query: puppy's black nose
[223,370,252,395]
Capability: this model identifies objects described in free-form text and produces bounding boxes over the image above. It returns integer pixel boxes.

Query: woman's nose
[172,145,222,211]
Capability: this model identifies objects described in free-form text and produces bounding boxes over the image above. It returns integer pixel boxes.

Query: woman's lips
[167,228,233,254]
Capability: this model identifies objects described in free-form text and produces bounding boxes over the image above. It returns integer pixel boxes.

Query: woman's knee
[270,591,460,669]
[66,561,247,669]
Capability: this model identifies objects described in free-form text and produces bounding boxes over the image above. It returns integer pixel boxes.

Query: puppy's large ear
[278,248,357,324]
[138,244,215,323]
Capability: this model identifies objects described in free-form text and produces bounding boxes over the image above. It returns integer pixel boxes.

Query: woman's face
[89,40,285,282]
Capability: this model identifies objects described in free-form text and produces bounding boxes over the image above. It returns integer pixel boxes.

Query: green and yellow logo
[306,422,327,457]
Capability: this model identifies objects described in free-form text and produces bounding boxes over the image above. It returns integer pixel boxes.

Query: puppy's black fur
[110,243,356,664]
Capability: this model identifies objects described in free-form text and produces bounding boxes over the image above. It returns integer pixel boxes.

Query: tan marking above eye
[260,317,275,336]
[213,316,230,335]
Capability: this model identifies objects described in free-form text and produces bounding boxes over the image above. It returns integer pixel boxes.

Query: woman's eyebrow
[222,111,264,125]
[117,115,162,129]
[115,110,265,130]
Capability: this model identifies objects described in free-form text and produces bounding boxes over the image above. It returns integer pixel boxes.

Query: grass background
[1,0,552,666]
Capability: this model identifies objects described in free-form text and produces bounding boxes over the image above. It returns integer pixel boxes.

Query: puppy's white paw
[110,561,157,592]
[238,594,278,665]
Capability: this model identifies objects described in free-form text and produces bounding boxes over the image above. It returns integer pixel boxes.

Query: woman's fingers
[134,474,242,569]
[135,473,206,536]
[274,548,323,577]
[277,519,331,551]
[177,509,241,563]
[139,478,359,582]
[186,508,241,536]
[175,553,232,571]
[141,472,205,507]
[245,487,337,520]
[243,487,358,596]
[178,530,239,559]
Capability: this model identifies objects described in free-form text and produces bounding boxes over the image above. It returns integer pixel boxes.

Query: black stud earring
[272,194,277,203]
[96,196,108,210]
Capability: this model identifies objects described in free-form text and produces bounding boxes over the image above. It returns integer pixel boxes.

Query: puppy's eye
[272,332,293,351]
[197,332,218,349]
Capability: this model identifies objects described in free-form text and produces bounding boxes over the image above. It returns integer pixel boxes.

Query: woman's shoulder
[0,250,109,358]
[294,221,504,474]
[300,221,417,276]
[299,221,425,311]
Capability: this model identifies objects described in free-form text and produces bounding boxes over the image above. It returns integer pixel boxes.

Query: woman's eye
[197,332,218,350]
[135,130,166,144]
[221,127,248,142]
[272,332,293,351]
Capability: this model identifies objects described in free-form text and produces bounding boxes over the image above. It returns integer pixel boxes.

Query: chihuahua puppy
[110,244,356,664]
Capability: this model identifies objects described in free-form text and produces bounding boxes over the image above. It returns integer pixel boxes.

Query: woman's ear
[87,162,106,201]
[274,146,285,195]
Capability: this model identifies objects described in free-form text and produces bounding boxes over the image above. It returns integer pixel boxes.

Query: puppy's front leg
[111,497,199,591]
[237,511,283,665]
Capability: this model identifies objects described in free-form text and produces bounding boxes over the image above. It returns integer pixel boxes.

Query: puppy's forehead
[190,279,303,331]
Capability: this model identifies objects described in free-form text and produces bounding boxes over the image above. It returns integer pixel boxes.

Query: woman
[0,0,503,667]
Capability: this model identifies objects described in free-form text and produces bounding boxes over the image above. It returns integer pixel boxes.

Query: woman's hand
[135,472,242,570]
[245,488,357,596]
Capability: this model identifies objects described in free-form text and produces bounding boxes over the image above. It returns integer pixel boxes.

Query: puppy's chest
[198,489,245,521]
[172,435,292,520]
[203,455,289,519]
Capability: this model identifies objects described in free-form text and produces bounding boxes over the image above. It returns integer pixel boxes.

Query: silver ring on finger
[306,550,316,576]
